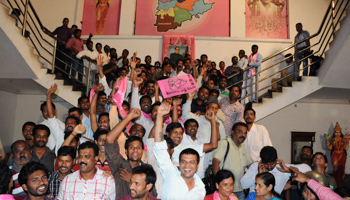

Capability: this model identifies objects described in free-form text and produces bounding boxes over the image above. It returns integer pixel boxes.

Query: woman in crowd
[246,172,281,200]
[204,170,238,200]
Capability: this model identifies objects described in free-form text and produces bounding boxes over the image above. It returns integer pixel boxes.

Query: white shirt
[39,118,65,150]
[99,76,112,96]
[81,113,93,140]
[46,116,66,155]
[244,123,273,162]
[76,50,99,71]
[240,162,311,194]
[170,70,187,78]
[101,53,110,65]
[57,167,116,200]
[147,138,163,198]
[238,57,248,70]
[153,140,206,200]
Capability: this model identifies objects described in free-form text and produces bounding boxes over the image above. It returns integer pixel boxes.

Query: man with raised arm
[105,108,157,198]
[153,102,206,199]
[46,84,81,154]
[90,84,111,134]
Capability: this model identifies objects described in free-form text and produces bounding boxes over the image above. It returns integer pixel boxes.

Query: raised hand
[128,108,141,119]
[258,161,266,173]
[187,90,196,100]
[173,97,182,107]
[134,68,142,76]
[289,166,311,183]
[47,83,58,96]
[96,83,104,92]
[133,77,143,87]
[97,54,104,68]
[157,102,171,117]
[205,110,215,121]
[276,159,290,173]
[73,124,86,135]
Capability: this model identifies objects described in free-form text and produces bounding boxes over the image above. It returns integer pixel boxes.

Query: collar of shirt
[78,167,99,180]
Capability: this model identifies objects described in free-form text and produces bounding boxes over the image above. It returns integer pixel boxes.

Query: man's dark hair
[125,136,144,150]
[110,55,118,60]
[198,86,210,94]
[65,115,80,125]
[166,122,184,134]
[122,101,130,110]
[68,107,82,115]
[176,59,184,65]
[79,141,99,157]
[139,95,152,107]
[302,146,314,154]
[71,25,77,29]
[165,136,175,150]
[244,108,256,116]
[98,112,109,123]
[184,58,191,63]
[95,42,102,49]
[86,40,93,47]
[11,140,28,153]
[161,62,171,69]
[209,89,220,97]
[130,124,146,136]
[179,148,200,164]
[145,55,151,60]
[208,76,218,86]
[200,54,208,59]
[132,165,156,191]
[78,96,89,105]
[285,53,293,58]
[184,119,199,129]
[97,91,107,99]
[219,76,228,82]
[93,129,108,142]
[57,146,76,160]
[312,152,328,164]
[18,162,48,186]
[74,29,81,34]
[296,22,302,26]
[231,122,248,131]
[229,85,242,95]
[260,146,278,163]
[63,17,69,21]
[22,121,36,132]
[0,162,12,194]
[231,56,238,63]
[145,80,156,87]
[40,101,56,111]
[150,102,161,113]
[252,44,258,49]
[33,124,51,137]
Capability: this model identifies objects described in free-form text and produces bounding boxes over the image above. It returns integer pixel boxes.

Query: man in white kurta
[243,108,272,162]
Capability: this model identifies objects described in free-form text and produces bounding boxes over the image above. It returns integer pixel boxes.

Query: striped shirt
[57,167,115,200]
[96,159,110,171]
[10,164,26,200]
[47,170,74,198]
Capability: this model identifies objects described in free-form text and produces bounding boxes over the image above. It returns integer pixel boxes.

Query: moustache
[20,156,27,160]
[239,136,245,139]
[79,162,87,166]
[37,140,45,143]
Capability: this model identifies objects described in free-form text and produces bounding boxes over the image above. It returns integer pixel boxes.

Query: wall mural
[245,0,288,39]
[81,0,121,35]
[134,0,230,37]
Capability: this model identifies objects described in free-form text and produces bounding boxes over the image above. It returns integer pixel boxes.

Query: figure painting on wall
[245,0,288,39]
[95,0,110,35]
[325,122,350,187]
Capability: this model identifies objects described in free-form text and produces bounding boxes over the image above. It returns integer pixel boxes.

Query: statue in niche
[324,122,350,187]
[95,0,111,35]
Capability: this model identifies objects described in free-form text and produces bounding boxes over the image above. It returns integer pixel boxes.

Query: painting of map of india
[135,0,229,37]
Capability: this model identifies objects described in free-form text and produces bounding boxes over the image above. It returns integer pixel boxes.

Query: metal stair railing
[3,0,94,94]
[227,0,350,102]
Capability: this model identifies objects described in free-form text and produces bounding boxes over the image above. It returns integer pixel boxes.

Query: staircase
[0,1,84,106]
[1,0,349,117]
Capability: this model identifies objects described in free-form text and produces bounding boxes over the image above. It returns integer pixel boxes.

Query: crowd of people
[0,18,348,200]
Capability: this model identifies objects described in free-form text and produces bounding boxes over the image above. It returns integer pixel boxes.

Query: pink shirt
[66,38,85,56]
[307,179,343,200]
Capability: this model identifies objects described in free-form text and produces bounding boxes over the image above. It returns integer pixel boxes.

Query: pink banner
[245,0,288,39]
[135,0,229,37]
[157,74,198,98]
[82,0,121,35]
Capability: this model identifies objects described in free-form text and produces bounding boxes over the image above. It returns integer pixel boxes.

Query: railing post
[86,62,92,94]
[294,48,298,81]
[331,0,335,39]
[22,0,29,36]
[52,40,57,73]
[255,68,258,102]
